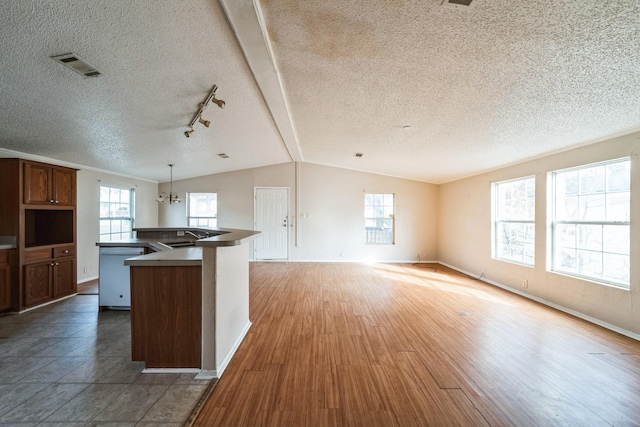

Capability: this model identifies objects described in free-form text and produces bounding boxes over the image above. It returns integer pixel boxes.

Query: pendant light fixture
[156,164,181,204]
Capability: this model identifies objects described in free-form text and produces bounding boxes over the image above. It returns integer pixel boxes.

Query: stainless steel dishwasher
[98,246,144,309]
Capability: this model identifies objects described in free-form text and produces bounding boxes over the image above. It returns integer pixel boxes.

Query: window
[364,193,394,245]
[550,158,630,288]
[492,176,536,266]
[99,186,134,241]
[188,193,218,228]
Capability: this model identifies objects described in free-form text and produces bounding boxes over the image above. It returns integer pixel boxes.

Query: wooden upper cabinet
[23,162,51,205]
[52,167,75,206]
[23,162,75,206]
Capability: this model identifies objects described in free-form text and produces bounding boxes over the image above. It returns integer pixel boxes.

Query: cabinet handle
[55,262,59,266]
[63,250,69,254]
[50,199,55,203]
[55,200,59,204]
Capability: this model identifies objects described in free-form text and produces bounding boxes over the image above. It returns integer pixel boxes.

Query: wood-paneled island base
[130,265,202,368]
[125,228,260,378]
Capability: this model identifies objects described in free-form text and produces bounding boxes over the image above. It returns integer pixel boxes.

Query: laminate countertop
[96,228,260,267]
[0,236,16,250]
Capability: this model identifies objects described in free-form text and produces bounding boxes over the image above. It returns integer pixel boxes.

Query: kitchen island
[99,227,260,379]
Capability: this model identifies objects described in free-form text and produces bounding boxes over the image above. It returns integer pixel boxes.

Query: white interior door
[254,187,289,260]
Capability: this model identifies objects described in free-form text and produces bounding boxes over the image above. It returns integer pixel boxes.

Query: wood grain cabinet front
[53,258,75,298]
[0,250,11,312]
[23,161,75,206]
[24,261,53,308]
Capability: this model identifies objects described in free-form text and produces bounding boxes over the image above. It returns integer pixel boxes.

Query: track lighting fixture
[210,97,225,109]
[156,164,181,204]
[184,84,225,137]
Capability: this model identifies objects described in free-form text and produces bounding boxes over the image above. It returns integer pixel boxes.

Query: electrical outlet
[522,279,528,288]
[83,267,89,274]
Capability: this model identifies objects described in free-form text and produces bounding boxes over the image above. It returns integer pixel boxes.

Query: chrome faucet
[184,230,203,240]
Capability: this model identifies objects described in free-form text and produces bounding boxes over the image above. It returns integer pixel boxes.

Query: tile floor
[0,294,215,426]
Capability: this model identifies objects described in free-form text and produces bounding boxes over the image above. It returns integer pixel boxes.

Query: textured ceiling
[0,0,290,182]
[1,0,639,183]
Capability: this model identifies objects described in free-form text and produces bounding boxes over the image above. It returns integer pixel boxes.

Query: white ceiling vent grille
[50,53,103,78]
[442,0,475,10]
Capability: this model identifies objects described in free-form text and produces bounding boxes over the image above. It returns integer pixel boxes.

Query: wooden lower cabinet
[24,261,53,307]
[0,250,11,312]
[0,264,10,312]
[53,258,75,297]
[23,257,75,308]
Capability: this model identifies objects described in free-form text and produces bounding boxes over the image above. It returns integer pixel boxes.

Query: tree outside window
[551,158,630,288]
[492,177,535,266]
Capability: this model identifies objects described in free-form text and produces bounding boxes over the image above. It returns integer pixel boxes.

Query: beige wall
[77,169,158,282]
[438,132,640,335]
[159,162,439,262]
[296,163,438,262]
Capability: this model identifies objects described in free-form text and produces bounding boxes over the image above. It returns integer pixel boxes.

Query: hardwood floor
[193,262,640,426]
[77,278,98,295]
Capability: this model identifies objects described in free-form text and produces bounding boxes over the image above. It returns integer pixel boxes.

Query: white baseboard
[215,321,252,378]
[195,370,217,380]
[142,368,201,374]
[78,275,99,284]
[251,259,440,264]
[17,293,77,313]
[439,261,640,342]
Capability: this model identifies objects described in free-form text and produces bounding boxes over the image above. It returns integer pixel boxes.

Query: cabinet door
[53,258,75,297]
[52,168,75,206]
[24,262,52,307]
[0,264,10,312]
[24,163,52,205]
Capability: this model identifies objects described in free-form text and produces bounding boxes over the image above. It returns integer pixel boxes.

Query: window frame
[187,192,218,229]
[491,176,536,266]
[99,186,134,242]
[364,193,395,245]
[549,157,630,289]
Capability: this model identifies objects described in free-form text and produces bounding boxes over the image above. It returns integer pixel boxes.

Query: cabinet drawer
[0,250,8,264]
[24,248,51,263]
[53,245,75,258]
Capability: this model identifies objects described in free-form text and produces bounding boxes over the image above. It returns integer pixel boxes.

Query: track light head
[211,97,225,109]
[184,129,194,138]
[198,117,211,128]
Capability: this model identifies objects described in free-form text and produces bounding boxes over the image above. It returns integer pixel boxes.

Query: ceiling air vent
[354,152,364,158]
[50,53,103,78]
[442,0,475,10]
[217,153,229,159]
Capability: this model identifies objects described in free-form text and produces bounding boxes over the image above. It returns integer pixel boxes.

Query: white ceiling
[1,0,639,184]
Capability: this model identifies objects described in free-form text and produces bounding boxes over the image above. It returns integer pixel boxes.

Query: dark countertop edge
[96,239,166,250]
[0,245,16,250]
[96,228,261,249]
